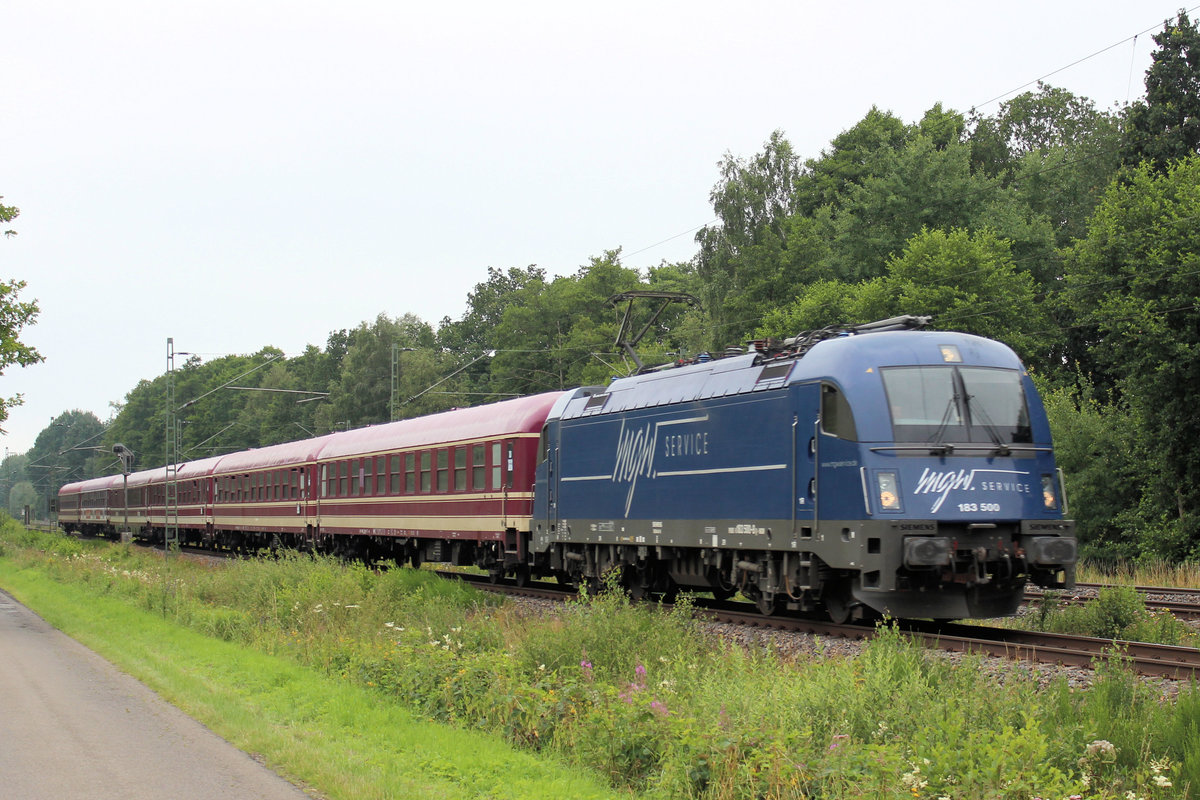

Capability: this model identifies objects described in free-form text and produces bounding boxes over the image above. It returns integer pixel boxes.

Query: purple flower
[635,663,647,680]
[650,700,669,717]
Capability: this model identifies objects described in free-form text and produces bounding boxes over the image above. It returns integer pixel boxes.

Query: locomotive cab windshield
[881,365,1032,449]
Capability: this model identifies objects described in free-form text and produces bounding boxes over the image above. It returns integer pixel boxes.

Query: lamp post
[113,444,133,543]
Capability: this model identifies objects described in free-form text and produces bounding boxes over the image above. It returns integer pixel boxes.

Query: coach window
[375,456,387,495]
[420,452,431,493]
[454,447,467,491]
[491,442,501,489]
[338,461,349,496]
[321,465,330,498]
[472,444,485,490]
[437,449,449,493]
[389,455,401,494]
[820,383,858,441]
[360,459,371,496]
[405,453,415,493]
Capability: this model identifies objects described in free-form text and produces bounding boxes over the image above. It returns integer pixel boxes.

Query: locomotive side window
[820,383,858,441]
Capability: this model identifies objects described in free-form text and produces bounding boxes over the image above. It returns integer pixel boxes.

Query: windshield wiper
[964,393,1011,456]
[926,390,961,455]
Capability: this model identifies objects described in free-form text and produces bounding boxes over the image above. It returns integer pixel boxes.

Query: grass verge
[0,555,621,800]
[3,520,1199,799]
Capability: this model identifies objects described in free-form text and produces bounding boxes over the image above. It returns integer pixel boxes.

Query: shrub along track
[139,543,1200,681]
[451,572,1200,681]
[1026,582,1200,621]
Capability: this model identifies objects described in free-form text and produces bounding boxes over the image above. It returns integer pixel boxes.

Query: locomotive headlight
[876,471,901,511]
[1041,474,1058,510]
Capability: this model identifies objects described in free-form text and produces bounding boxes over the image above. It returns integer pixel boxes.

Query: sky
[0,0,1185,455]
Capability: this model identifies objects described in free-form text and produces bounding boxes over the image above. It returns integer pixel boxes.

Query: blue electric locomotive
[529,316,1076,621]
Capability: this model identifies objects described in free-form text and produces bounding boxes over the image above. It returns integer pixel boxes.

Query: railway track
[452,572,1200,680]
[1025,582,1200,620]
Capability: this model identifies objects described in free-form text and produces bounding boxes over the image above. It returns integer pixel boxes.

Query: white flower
[1152,775,1172,787]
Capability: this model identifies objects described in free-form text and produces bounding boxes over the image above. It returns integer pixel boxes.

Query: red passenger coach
[209,437,333,551]
[57,392,568,575]
[312,391,567,568]
[58,475,119,534]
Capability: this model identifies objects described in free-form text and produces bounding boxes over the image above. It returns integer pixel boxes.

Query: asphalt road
[0,589,318,800]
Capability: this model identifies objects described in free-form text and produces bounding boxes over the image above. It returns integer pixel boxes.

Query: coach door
[306,465,319,527]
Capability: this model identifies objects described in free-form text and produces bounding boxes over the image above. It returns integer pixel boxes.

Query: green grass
[5,520,1200,799]
[0,548,621,799]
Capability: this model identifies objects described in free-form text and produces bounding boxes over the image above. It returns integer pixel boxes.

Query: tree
[437,265,547,394]
[1063,155,1200,557]
[25,410,106,510]
[692,131,803,348]
[970,84,1123,248]
[0,278,44,431]
[314,313,439,431]
[1123,10,1200,171]
[1,197,18,238]
[0,453,29,512]
[758,227,1050,367]
[795,106,911,213]
[488,251,645,395]
[9,480,36,519]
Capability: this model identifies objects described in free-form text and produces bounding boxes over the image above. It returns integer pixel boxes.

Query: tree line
[9,12,1200,560]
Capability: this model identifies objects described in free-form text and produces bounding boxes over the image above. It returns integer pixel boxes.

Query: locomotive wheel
[825,594,851,624]
[755,593,776,615]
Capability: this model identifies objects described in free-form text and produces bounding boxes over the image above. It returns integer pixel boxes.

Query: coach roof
[317,391,568,460]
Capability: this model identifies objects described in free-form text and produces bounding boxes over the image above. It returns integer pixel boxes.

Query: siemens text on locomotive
[58,316,1077,621]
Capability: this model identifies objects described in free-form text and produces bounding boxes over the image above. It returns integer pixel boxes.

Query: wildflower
[828,734,849,751]
[1085,740,1115,758]
[1152,775,1172,788]
[635,662,647,681]
[649,700,669,716]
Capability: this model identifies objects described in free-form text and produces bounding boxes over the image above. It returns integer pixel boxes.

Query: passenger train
[59,316,1076,621]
